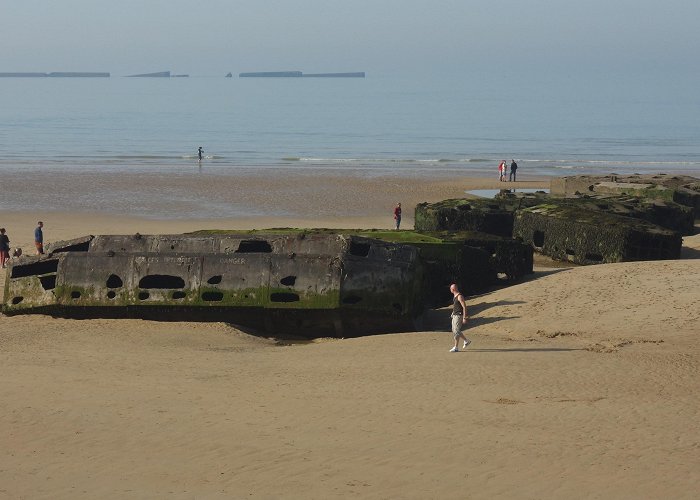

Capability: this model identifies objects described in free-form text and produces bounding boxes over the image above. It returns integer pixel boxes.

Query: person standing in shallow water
[197,146,204,161]
[510,159,518,181]
[34,221,44,255]
[393,203,402,230]
[449,283,471,352]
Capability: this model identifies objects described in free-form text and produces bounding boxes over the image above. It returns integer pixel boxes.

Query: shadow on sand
[467,300,525,315]
[422,306,519,331]
[680,224,700,259]
[681,246,700,259]
[512,267,571,284]
[466,347,583,353]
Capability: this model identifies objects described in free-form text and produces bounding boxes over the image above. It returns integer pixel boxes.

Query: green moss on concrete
[522,204,675,235]
[50,283,342,310]
[613,185,676,202]
[53,284,100,305]
[3,275,56,312]
[188,228,508,245]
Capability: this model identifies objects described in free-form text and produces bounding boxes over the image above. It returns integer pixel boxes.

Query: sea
[1,72,698,216]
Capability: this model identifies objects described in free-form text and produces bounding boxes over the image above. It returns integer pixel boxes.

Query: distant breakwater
[0,70,365,78]
[239,71,365,78]
[0,72,110,78]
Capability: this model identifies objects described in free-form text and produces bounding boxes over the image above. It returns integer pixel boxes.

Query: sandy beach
[1,175,699,499]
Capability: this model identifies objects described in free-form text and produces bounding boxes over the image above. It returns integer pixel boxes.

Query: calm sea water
[1,73,698,179]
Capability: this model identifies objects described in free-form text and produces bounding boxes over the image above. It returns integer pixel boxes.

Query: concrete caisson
[3,233,425,337]
[513,205,682,265]
[414,198,520,236]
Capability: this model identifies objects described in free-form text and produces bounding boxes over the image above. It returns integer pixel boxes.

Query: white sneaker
[449,347,458,352]
[463,339,471,349]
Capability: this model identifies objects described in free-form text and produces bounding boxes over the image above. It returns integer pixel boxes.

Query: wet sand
[0,167,549,219]
[1,175,699,499]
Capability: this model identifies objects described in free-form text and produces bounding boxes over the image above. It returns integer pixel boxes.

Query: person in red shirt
[393,203,402,230]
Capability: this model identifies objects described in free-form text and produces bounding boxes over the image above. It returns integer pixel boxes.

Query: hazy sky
[2,0,698,76]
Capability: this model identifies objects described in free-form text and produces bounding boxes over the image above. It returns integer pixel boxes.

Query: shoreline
[0,176,550,252]
[0,167,550,219]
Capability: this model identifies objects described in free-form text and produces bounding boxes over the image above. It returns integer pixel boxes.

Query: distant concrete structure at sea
[47,72,110,77]
[0,72,48,77]
[0,72,110,77]
[126,71,172,78]
[239,71,365,78]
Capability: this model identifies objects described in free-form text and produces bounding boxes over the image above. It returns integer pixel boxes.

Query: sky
[1,0,698,77]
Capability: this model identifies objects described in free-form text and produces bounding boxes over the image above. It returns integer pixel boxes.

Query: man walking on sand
[449,283,470,352]
[34,221,44,255]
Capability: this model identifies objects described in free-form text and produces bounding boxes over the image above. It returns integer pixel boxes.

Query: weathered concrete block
[513,205,682,264]
[344,230,533,310]
[460,235,533,280]
[414,198,520,236]
[550,174,700,219]
[673,182,700,219]
[3,233,425,337]
[550,174,700,196]
[498,190,695,235]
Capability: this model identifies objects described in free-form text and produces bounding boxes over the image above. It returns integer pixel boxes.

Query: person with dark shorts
[34,221,44,255]
[449,283,470,352]
[198,146,204,161]
[0,228,10,268]
[394,203,402,230]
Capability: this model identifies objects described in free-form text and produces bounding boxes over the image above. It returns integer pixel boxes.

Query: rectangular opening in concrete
[533,231,545,247]
[138,275,186,289]
[202,291,224,302]
[235,240,272,253]
[10,259,59,278]
[51,241,90,253]
[270,292,300,302]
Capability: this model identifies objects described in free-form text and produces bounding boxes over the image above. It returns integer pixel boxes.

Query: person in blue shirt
[34,221,44,255]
